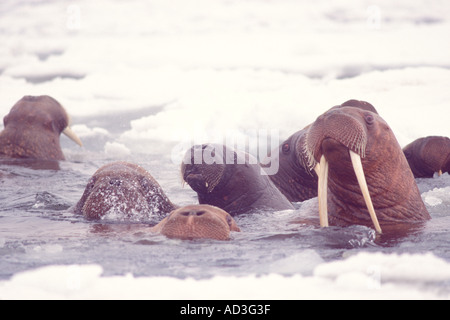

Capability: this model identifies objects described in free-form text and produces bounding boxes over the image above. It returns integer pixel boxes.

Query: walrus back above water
[0,95,82,161]
[403,136,450,178]
[74,161,177,220]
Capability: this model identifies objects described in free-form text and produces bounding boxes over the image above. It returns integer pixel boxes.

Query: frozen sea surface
[0,0,450,299]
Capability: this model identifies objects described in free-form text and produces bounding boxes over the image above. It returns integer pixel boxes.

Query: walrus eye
[282,143,290,154]
[201,144,216,159]
[226,215,233,227]
[365,114,374,125]
[43,118,53,131]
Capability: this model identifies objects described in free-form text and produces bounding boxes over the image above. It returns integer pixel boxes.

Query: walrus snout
[179,208,207,217]
[305,108,368,169]
[152,205,241,240]
[182,164,208,193]
[181,144,227,194]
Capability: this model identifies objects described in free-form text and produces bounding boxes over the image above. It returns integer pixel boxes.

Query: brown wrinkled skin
[0,95,70,160]
[305,106,430,228]
[339,99,378,114]
[181,143,294,215]
[151,205,240,240]
[263,128,318,202]
[74,162,177,220]
[403,136,450,178]
[262,99,377,203]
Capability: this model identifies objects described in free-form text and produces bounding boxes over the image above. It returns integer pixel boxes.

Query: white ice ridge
[1,251,449,300]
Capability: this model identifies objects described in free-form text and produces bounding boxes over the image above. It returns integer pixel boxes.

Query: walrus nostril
[180,210,206,216]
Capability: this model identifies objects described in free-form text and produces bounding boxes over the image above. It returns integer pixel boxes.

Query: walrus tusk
[349,150,382,234]
[438,170,443,177]
[63,126,83,147]
[317,156,329,227]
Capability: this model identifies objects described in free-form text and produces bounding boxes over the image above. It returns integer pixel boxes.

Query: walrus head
[261,99,378,203]
[403,136,450,178]
[262,128,318,202]
[181,144,235,195]
[339,99,378,114]
[151,205,241,240]
[181,143,293,215]
[0,95,82,160]
[75,162,176,221]
[304,106,430,233]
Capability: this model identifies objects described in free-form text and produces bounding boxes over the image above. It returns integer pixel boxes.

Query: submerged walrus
[151,204,240,240]
[75,161,240,240]
[262,99,378,203]
[403,136,450,178]
[304,106,430,233]
[74,161,177,220]
[0,95,82,160]
[181,143,294,215]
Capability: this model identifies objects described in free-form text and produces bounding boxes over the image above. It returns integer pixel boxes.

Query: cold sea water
[1,0,450,299]
[1,130,450,296]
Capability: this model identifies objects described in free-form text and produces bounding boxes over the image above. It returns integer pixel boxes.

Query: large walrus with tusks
[304,105,430,234]
[262,99,379,203]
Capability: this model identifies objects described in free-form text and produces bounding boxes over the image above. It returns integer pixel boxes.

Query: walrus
[151,204,241,240]
[74,161,177,220]
[0,95,82,161]
[304,106,430,233]
[75,162,240,240]
[338,99,378,114]
[403,136,450,178]
[262,127,318,202]
[181,143,294,215]
[262,99,378,203]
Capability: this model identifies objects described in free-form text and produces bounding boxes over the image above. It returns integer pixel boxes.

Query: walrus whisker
[349,150,382,234]
[302,137,318,172]
[317,156,329,227]
[180,163,186,187]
